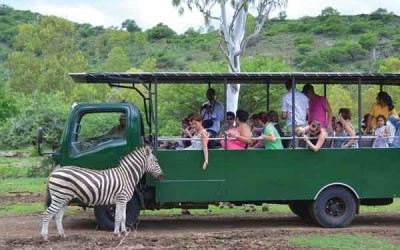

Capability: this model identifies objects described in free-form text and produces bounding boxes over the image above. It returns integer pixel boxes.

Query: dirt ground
[2,195,400,249]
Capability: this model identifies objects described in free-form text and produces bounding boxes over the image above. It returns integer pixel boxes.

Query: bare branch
[229,0,247,34]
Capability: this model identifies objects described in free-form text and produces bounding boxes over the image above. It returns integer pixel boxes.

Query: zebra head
[143,144,164,180]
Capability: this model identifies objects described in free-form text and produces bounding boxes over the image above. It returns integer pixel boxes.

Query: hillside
[1,4,400,79]
[1,5,400,149]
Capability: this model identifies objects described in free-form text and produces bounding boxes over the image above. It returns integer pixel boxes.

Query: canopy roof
[70,72,400,85]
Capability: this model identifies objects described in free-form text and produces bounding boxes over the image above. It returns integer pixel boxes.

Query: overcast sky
[2,0,400,33]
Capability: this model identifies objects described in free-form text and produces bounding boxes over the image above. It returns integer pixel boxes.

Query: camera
[201,103,211,110]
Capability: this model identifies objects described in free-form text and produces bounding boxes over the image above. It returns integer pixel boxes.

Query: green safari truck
[38,72,400,230]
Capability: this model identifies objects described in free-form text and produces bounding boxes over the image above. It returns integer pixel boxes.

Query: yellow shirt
[369,103,398,129]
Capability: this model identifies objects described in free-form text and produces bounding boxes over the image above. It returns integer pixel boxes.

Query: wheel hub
[325,198,345,217]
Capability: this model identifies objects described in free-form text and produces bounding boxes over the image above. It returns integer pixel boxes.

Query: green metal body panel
[156,148,400,203]
[54,103,142,169]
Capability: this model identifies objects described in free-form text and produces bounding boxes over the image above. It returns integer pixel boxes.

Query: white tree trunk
[221,0,246,112]
[173,0,287,112]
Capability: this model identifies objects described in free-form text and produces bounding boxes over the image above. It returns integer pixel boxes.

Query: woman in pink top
[302,83,333,133]
[220,110,251,149]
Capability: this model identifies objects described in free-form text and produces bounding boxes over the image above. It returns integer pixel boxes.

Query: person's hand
[341,144,348,148]
[227,132,238,138]
[338,113,344,123]
[202,161,208,170]
[295,127,305,136]
[303,134,310,143]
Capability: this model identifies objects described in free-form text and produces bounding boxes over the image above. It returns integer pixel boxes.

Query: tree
[359,33,379,72]
[122,19,141,33]
[172,0,287,112]
[146,23,176,40]
[6,16,87,95]
[101,46,131,72]
[278,11,287,21]
[320,7,340,19]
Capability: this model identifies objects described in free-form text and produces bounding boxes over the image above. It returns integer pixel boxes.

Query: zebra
[40,144,164,240]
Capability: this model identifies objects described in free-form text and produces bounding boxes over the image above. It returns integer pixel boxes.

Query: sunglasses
[227,117,234,120]
[310,122,321,130]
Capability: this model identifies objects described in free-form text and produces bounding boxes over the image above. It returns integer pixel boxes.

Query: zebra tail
[44,182,51,209]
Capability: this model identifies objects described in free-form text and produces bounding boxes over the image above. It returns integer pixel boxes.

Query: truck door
[64,109,132,170]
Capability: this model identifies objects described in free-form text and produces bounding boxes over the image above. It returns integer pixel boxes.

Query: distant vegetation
[1,4,400,149]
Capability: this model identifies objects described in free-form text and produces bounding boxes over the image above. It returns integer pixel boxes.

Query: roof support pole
[154,78,158,149]
[358,77,362,140]
[291,77,296,149]
[266,79,270,111]
[223,77,228,149]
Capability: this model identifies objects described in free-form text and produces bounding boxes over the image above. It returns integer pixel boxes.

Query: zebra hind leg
[41,202,65,240]
[113,202,128,237]
[54,204,68,239]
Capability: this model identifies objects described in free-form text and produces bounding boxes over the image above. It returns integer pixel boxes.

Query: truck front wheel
[94,194,140,231]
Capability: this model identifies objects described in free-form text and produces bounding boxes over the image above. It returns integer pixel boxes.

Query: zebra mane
[117,144,152,168]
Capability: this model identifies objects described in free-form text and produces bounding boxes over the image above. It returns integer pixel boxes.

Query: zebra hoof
[121,230,127,236]
[40,235,48,241]
[58,233,65,239]
[113,232,121,238]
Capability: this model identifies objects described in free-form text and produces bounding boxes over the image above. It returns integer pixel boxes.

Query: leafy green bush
[347,21,369,34]
[27,156,53,178]
[0,92,69,149]
[293,35,314,46]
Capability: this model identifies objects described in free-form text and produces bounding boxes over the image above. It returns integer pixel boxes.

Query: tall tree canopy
[6,16,86,94]
[172,0,287,112]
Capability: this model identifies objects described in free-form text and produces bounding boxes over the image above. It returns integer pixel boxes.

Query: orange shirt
[369,103,398,129]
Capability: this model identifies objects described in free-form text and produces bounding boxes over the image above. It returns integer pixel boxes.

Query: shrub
[0,92,69,149]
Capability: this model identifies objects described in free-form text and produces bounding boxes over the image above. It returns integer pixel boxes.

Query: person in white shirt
[281,80,309,134]
[200,88,224,137]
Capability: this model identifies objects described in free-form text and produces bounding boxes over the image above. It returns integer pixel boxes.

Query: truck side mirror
[37,127,52,156]
[37,127,44,156]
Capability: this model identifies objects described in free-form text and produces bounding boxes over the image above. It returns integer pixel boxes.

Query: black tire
[94,194,140,231]
[288,201,313,221]
[310,186,356,228]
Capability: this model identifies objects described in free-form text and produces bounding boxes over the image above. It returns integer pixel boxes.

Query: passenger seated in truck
[296,121,327,152]
[372,115,390,148]
[228,109,252,149]
[184,114,209,170]
[176,115,194,149]
[388,115,400,148]
[253,112,283,149]
[337,108,358,148]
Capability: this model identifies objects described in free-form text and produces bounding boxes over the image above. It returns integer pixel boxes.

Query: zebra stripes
[40,144,164,240]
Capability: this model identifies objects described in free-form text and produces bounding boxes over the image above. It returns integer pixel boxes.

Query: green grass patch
[289,234,398,250]
[0,155,41,178]
[0,203,83,216]
[0,203,44,215]
[361,200,400,213]
[0,177,47,193]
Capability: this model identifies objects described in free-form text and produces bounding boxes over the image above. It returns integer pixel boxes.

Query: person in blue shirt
[388,115,400,148]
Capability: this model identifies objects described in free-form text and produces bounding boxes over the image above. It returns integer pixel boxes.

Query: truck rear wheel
[94,195,140,231]
[310,186,356,228]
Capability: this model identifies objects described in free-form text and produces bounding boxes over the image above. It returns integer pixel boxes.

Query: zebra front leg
[113,202,127,237]
[41,203,63,240]
[54,204,67,239]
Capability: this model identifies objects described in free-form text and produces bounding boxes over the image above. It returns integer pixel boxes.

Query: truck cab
[40,101,150,230]
[53,102,144,169]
